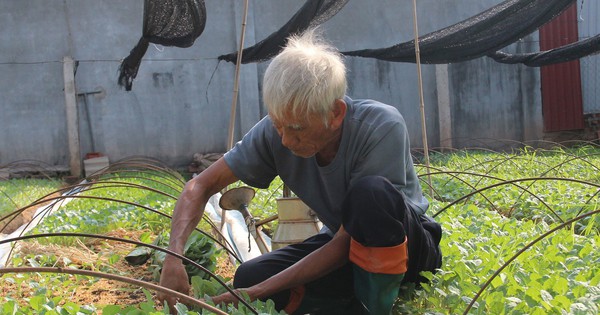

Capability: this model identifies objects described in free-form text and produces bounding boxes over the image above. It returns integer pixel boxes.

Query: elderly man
[159,29,442,314]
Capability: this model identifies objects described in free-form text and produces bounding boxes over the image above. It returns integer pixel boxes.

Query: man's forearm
[166,158,238,258]
[159,157,238,311]
[166,184,209,257]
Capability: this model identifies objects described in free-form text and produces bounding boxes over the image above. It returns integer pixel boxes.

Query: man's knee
[233,258,277,289]
[232,260,257,289]
[342,176,407,247]
[343,176,402,219]
[345,176,391,203]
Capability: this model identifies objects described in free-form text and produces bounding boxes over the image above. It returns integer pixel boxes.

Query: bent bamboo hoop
[0,266,227,315]
[0,232,257,314]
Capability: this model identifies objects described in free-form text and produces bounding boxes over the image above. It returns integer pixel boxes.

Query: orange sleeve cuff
[349,237,408,274]
[283,285,305,314]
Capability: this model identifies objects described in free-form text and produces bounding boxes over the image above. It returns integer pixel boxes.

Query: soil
[0,228,237,311]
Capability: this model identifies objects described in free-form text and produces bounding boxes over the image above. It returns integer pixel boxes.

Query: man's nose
[281,131,297,148]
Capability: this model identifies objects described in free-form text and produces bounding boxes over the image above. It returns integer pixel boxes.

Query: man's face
[270,109,333,158]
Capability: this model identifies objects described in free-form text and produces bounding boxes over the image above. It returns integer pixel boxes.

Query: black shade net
[341,0,581,63]
[217,0,349,64]
[219,0,598,66]
[120,0,600,90]
[489,34,600,66]
[118,0,207,91]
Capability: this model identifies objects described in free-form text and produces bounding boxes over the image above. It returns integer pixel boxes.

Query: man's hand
[158,257,191,313]
[211,288,247,307]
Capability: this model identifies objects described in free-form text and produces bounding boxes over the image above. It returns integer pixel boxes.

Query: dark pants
[233,176,443,312]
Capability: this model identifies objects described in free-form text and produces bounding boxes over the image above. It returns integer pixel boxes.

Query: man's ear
[329,99,347,130]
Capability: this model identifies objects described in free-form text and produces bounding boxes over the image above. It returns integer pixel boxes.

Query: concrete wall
[578,0,600,114]
[450,41,543,149]
[0,0,543,171]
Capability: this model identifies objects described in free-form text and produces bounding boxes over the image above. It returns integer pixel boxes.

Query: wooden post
[436,64,453,150]
[63,56,81,177]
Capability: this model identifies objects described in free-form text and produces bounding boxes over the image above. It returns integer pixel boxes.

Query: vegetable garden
[1,143,599,314]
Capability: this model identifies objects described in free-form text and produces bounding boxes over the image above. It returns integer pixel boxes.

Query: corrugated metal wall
[539,4,585,132]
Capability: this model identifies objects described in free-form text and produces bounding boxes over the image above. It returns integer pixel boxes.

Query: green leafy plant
[2,146,599,314]
[0,178,63,219]
[133,230,221,282]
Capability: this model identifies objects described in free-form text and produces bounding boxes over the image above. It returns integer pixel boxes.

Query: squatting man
[158,28,443,314]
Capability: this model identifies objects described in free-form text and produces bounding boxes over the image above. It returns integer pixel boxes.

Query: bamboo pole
[223,0,251,262]
[411,0,433,196]
[227,0,250,150]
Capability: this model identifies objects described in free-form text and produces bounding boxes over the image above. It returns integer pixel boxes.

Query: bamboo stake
[411,0,433,196]
[224,0,251,262]
[227,0,250,150]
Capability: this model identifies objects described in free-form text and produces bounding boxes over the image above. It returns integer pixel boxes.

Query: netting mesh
[342,0,586,64]
[217,0,349,64]
[489,34,600,66]
[218,0,598,67]
[119,0,600,90]
[118,0,206,91]
[143,0,206,47]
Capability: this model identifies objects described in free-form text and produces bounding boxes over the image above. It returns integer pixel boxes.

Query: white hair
[263,28,347,125]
